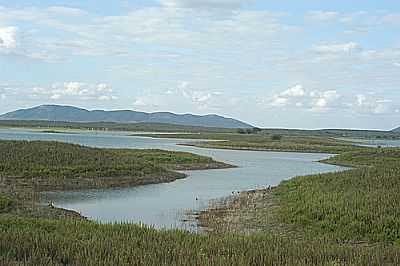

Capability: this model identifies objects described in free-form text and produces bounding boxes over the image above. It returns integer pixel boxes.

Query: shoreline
[196,160,349,234]
[2,137,341,227]
[22,161,236,221]
[196,147,397,244]
[197,187,278,234]
[196,155,357,234]
[0,139,236,222]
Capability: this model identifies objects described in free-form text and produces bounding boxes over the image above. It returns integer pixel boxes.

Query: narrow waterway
[0,128,346,230]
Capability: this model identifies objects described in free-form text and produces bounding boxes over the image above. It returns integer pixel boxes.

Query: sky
[0,0,400,130]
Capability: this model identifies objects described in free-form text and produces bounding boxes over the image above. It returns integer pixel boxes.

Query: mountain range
[0,105,252,129]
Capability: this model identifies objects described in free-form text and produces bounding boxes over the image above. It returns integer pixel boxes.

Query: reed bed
[0,140,229,192]
[1,215,400,265]
[276,148,400,243]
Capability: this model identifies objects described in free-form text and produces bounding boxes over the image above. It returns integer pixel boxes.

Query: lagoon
[0,128,345,230]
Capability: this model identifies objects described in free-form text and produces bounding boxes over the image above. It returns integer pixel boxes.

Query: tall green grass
[137,133,363,153]
[0,140,228,192]
[0,215,399,265]
[276,148,400,243]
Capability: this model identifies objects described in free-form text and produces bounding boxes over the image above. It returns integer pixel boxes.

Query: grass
[1,215,400,265]
[2,138,400,264]
[138,132,364,153]
[277,148,400,243]
[0,196,14,213]
[0,140,231,194]
[0,120,236,133]
[200,148,400,247]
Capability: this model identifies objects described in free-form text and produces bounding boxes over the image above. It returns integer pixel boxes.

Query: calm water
[0,128,346,230]
[355,139,400,148]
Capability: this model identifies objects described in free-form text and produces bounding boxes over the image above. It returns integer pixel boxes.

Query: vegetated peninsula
[0,105,252,129]
[0,140,232,194]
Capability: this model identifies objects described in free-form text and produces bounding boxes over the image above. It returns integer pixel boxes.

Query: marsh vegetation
[139,132,364,153]
[0,140,231,194]
[199,147,400,263]
[1,137,400,265]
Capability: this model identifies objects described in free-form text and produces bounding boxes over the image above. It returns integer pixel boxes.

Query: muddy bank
[197,187,288,235]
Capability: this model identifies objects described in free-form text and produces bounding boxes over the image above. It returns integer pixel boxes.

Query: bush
[271,134,282,141]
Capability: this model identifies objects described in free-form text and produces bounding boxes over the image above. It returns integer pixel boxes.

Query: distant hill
[0,105,252,129]
[392,127,400,133]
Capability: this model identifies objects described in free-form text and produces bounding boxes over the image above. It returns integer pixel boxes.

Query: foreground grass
[277,148,400,243]
[1,215,400,265]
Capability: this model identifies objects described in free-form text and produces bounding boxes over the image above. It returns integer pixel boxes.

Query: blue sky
[0,0,400,129]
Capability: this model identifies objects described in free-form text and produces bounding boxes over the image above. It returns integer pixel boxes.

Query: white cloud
[160,0,250,9]
[98,95,117,101]
[0,26,17,53]
[267,85,341,112]
[96,83,113,93]
[307,11,339,21]
[313,42,361,54]
[133,97,148,107]
[177,81,222,108]
[0,24,58,60]
[309,90,340,112]
[356,94,367,106]
[270,97,289,107]
[353,94,396,115]
[306,11,386,27]
[50,93,61,100]
[0,5,295,62]
[270,85,305,107]
[280,84,305,97]
[30,82,117,101]
[63,82,87,95]
[382,13,400,25]
[46,6,87,17]
[0,87,7,100]
[268,87,397,115]
[132,81,226,112]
